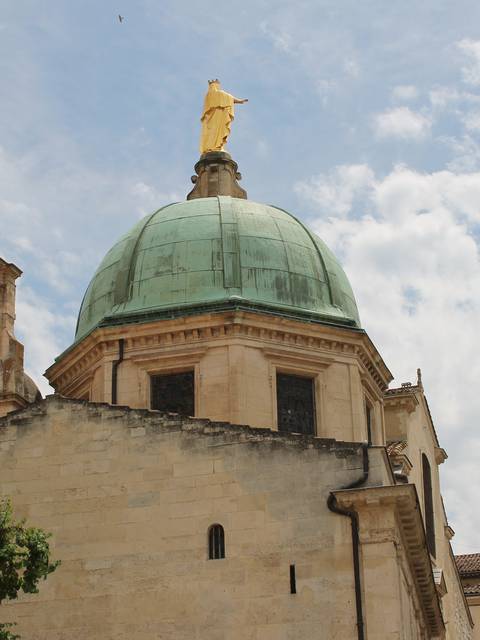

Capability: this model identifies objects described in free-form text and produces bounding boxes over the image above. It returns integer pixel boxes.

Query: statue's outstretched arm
[233,97,248,104]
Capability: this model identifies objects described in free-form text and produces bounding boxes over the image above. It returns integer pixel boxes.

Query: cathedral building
[0,143,477,638]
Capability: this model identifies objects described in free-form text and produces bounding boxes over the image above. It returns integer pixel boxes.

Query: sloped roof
[386,440,408,456]
[456,553,480,577]
[463,584,480,596]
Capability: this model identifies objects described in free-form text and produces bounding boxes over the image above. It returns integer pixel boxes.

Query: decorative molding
[46,311,392,397]
[384,393,419,414]
[267,359,327,437]
[434,447,448,465]
[262,346,334,368]
[444,525,455,541]
[130,347,208,366]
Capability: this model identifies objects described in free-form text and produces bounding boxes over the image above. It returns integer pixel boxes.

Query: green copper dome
[75,197,360,340]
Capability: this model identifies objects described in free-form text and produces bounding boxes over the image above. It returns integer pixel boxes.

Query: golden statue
[200,80,248,154]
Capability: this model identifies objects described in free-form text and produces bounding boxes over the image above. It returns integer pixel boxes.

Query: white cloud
[131,182,181,218]
[259,21,293,53]
[429,86,462,109]
[392,85,418,101]
[255,139,270,158]
[315,79,337,106]
[343,58,360,78]
[295,164,375,217]
[429,86,480,113]
[10,236,34,252]
[458,38,480,86]
[442,134,480,172]
[373,107,431,140]
[297,163,480,552]
[462,110,480,131]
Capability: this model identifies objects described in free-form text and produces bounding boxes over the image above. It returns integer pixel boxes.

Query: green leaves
[0,622,20,640]
[0,499,60,638]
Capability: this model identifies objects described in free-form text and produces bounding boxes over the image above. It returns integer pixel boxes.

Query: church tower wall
[0,258,39,417]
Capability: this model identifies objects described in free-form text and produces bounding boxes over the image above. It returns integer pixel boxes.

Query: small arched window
[422,454,436,558]
[208,524,225,560]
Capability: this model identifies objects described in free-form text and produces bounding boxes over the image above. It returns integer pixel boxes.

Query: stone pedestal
[187,152,247,200]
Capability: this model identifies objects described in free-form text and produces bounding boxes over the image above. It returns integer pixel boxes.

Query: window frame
[129,348,206,415]
[208,523,225,560]
[150,369,195,416]
[275,371,317,436]
[271,363,326,437]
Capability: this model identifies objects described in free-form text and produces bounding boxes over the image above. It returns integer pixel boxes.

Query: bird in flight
[118,15,124,23]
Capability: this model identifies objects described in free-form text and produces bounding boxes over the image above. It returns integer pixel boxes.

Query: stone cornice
[333,484,445,638]
[0,392,29,419]
[434,447,448,465]
[384,391,419,414]
[45,310,393,396]
[0,392,29,406]
[0,258,22,280]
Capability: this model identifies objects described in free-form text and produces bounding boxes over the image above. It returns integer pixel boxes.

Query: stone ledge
[0,393,365,458]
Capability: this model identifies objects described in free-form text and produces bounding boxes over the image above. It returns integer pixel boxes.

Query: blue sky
[1,1,480,553]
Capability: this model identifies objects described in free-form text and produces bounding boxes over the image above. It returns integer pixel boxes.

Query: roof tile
[455,553,480,576]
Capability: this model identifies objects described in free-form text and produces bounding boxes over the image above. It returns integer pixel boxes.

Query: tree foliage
[0,622,19,640]
[0,499,60,639]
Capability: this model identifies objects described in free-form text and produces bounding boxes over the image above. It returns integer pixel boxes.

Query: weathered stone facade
[0,396,451,639]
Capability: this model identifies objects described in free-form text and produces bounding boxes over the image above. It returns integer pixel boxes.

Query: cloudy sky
[1,1,479,553]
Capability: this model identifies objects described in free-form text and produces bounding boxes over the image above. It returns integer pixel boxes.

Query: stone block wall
[0,396,389,640]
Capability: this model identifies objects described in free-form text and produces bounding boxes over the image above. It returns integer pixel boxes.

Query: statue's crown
[208,79,220,85]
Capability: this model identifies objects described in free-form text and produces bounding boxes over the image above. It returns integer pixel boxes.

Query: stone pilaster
[0,259,21,336]
[0,259,29,416]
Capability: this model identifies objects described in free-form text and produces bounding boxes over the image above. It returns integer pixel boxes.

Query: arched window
[208,524,225,560]
[422,454,436,558]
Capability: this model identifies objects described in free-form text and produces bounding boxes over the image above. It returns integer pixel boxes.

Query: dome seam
[269,204,335,308]
[116,204,176,307]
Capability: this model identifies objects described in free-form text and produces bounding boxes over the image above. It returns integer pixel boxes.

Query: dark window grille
[151,371,194,416]
[366,403,373,445]
[422,453,436,558]
[276,373,315,435]
[208,524,225,560]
